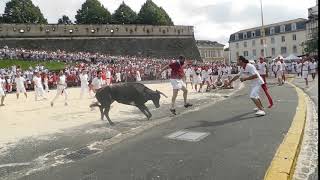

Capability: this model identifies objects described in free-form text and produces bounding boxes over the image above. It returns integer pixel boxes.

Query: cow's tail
[89,102,101,108]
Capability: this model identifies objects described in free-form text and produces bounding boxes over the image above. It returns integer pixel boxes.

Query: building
[306,0,318,56]
[228,18,307,62]
[223,48,230,64]
[196,40,225,63]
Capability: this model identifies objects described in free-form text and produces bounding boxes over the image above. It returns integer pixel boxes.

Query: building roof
[196,40,225,47]
[233,18,307,33]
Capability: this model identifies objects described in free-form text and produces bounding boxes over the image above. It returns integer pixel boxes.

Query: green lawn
[0,59,68,71]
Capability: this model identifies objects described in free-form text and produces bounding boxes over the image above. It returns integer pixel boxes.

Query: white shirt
[276,61,283,71]
[0,79,4,90]
[239,63,264,86]
[106,71,111,79]
[309,62,317,70]
[186,68,192,77]
[15,77,26,88]
[92,77,104,90]
[281,63,286,71]
[116,72,121,80]
[80,74,89,85]
[33,76,42,88]
[201,70,208,79]
[297,63,302,72]
[302,61,309,71]
[257,62,267,75]
[58,75,66,85]
[226,66,232,75]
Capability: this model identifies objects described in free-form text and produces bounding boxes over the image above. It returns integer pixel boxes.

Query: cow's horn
[157,90,168,98]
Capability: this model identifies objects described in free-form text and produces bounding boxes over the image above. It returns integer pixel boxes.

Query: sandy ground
[0,82,239,150]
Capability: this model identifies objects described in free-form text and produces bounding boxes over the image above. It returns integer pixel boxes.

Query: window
[270,27,275,35]
[261,49,264,56]
[235,34,239,40]
[271,48,276,56]
[260,39,264,45]
[244,51,249,57]
[253,49,256,56]
[292,34,297,40]
[251,31,255,37]
[236,43,239,48]
[271,37,275,44]
[252,40,256,46]
[281,47,287,54]
[280,25,285,33]
[243,33,247,39]
[293,45,298,53]
[291,23,297,31]
[281,36,285,42]
[244,41,247,47]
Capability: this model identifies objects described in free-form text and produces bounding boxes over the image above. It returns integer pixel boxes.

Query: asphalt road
[20,82,299,180]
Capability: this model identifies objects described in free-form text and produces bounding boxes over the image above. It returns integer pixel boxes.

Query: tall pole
[260,0,267,58]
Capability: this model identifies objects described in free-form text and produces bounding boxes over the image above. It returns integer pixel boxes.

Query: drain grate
[65,147,100,161]
[166,130,210,142]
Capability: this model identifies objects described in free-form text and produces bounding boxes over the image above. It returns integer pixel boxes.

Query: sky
[0,0,316,46]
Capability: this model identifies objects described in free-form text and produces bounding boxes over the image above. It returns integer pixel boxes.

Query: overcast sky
[0,0,316,46]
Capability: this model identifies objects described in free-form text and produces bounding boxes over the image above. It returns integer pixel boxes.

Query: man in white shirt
[276,58,283,85]
[14,72,28,99]
[51,71,68,106]
[280,59,287,83]
[302,57,310,87]
[79,70,89,99]
[0,75,5,106]
[106,69,112,85]
[228,56,266,116]
[193,67,202,92]
[297,61,302,77]
[115,71,121,83]
[136,70,142,82]
[91,71,104,92]
[257,57,268,84]
[185,67,193,89]
[309,59,317,80]
[33,72,46,101]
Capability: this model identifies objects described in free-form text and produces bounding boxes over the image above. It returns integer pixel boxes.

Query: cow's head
[151,90,168,108]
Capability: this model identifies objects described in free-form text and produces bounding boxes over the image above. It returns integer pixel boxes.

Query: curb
[264,81,308,180]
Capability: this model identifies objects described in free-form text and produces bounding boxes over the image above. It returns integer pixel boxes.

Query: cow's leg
[137,105,152,120]
[103,106,114,126]
[99,106,104,120]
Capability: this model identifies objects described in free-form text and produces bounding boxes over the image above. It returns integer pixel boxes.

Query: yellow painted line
[264,81,307,180]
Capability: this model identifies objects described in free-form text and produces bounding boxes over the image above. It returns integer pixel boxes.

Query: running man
[257,57,268,84]
[301,57,310,87]
[51,71,68,106]
[227,56,266,116]
[14,72,28,99]
[33,72,46,101]
[158,55,193,115]
[79,70,89,99]
[310,59,317,80]
[0,75,5,106]
[276,58,283,85]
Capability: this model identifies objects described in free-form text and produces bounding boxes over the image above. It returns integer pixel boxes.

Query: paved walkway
[292,75,318,180]
[22,81,300,180]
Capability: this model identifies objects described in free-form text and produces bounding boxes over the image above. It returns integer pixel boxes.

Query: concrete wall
[0,24,201,60]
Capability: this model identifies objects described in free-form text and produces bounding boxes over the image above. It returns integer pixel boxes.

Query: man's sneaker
[64,102,68,106]
[253,108,259,112]
[184,103,193,108]
[170,108,177,115]
[255,110,266,116]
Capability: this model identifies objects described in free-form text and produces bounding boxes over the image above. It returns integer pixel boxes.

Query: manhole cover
[65,147,100,161]
[166,130,210,142]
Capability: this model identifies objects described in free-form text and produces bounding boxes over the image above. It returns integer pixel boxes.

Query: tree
[0,15,3,23]
[303,28,318,55]
[75,0,111,24]
[58,15,72,24]
[137,0,174,25]
[2,0,47,24]
[112,2,137,24]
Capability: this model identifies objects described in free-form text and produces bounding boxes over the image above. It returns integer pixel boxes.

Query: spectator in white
[79,70,89,99]
[106,68,112,85]
[193,67,202,92]
[0,75,5,106]
[201,67,211,92]
[136,70,142,82]
[271,61,277,78]
[91,71,104,92]
[51,71,68,106]
[185,66,193,89]
[257,57,268,84]
[43,73,49,93]
[309,59,317,80]
[115,71,121,83]
[280,59,287,83]
[276,58,283,85]
[225,64,233,88]
[33,72,46,101]
[228,56,266,116]
[161,69,167,82]
[297,61,302,77]
[301,57,310,87]
[14,72,28,99]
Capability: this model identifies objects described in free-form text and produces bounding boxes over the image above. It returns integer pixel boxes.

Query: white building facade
[196,40,225,63]
[306,0,318,56]
[228,18,307,62]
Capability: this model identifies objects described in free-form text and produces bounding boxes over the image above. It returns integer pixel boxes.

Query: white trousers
[52,85,68,103]
[80,84,89,98]
[35,86,45,101]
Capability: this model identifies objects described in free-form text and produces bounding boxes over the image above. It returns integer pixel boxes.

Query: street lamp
[260,0,267,58]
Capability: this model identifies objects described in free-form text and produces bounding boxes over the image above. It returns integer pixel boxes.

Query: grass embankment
[0,59,67,71]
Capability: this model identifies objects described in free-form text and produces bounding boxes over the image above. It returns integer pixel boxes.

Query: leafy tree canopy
[112,2,137,24]
[75,0,111,24]
[2,0,47,24]
[58,15,72,24]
